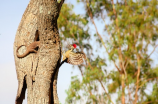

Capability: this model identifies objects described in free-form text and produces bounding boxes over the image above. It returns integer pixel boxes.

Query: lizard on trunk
[16,41,40,58]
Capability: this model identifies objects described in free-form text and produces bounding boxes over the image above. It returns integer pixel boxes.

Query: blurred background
[0,0,158,104]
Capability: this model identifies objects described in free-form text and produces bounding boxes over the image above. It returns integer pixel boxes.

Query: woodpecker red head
[72,44,77,48]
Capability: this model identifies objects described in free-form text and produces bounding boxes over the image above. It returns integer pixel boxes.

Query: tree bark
[14,0,64,104]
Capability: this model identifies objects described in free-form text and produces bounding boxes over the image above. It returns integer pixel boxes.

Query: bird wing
[67,52,86,65]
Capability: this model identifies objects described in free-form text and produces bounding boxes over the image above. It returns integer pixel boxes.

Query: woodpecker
[62,44,86,65]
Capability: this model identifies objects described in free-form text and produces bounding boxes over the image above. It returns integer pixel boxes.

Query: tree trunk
[14,0,64,104]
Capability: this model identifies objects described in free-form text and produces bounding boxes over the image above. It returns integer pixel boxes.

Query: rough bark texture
[14,0,63,104]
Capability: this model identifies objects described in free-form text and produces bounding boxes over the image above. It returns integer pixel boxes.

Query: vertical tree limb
[133,55,141,104]
[58,0,65,14]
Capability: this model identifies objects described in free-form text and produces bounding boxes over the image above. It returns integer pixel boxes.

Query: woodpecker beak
[70,46,74,50]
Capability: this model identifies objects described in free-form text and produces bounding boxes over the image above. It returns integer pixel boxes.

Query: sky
[0,0,86,104]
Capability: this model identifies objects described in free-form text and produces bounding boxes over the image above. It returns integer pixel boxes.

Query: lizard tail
[16,45,28,58]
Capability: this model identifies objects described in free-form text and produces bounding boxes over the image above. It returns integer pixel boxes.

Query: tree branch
[133,55,141,104]
[58,0,65,13]
[86,0,121,73]
[98,80,114,104]
[59,58,67,68]
[148,44,158,58]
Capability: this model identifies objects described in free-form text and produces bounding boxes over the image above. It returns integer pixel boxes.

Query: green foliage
[58,4,90,41]
[66,75,82,103]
